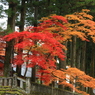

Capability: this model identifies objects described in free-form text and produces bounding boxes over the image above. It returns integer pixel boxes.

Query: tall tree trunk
[90,42,95,77]
[59,42,67,69]
[31,0,39,82]
[80,41,86,71]
[76,39,81,69]
[71,36,76,67]
[76,48,81,69]
[19,0,26,31]
[90,45,94,94]
[89,42,95,95]
[47,0,51,15]
[33,0,38,27]
[4,1,17,77]
[58,42,67,89]
[79,41,86,92]
[16,0,26,77]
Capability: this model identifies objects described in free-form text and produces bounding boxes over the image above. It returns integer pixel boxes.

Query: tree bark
[80,41,86,71]
[58,42,67,89]
[79,41,86,92]
[59,42,67,69]
[76,48,81,69]
[71,36,76,67]
[76,39,81,69]
[19,0,26,31]
[16,0,26,77]
[90,42,95,77]
[31,0,39,82]
[4,1,17,77]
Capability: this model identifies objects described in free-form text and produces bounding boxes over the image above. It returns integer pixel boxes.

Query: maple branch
[51,70,66,82]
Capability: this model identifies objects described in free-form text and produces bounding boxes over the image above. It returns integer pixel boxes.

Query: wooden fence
[0,74,80,95]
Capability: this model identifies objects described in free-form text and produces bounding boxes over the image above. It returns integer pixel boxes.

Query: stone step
[0,86,27,95]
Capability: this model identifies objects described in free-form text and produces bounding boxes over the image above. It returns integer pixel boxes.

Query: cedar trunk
[16,0,26,77]
[80,41,86,71]
[71,36,76,67]
[89,42,95,95]
[4,2,17,77]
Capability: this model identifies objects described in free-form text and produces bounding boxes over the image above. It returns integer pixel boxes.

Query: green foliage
[5,8,13,17]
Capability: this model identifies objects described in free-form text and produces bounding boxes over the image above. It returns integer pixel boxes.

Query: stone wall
[30,82,81,95]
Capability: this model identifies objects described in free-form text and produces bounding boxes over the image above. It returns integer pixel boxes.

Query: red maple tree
[3,13,95,95]
[3,31,65,70]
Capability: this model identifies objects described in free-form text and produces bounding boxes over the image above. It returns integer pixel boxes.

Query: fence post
[4,78,7,86]
[26,77,31,94]
[13,73,17,88]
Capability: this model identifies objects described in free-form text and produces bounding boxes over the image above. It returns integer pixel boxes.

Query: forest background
[1,0,95,95]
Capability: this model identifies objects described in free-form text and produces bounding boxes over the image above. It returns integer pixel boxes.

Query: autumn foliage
[54,68,95,95]
[25,9,95,44]
[3,31,65,69]
[39,67,95,95]
[65,9,95,42]
[2,9,95,95]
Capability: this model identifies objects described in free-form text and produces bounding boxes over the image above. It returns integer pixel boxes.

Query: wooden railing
[0,74,80,95]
